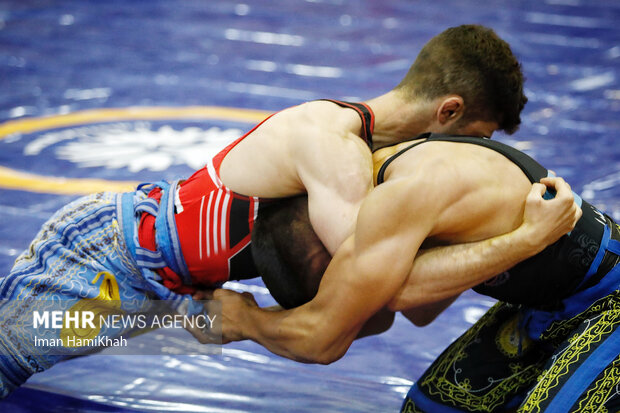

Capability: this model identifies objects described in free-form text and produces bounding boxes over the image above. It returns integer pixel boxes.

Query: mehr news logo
[31,305,218,349]
[1,298,222,356]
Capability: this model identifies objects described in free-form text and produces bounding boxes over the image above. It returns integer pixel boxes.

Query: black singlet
[376,133,617,309]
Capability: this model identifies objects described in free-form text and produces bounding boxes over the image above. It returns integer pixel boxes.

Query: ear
[436,96,465,125]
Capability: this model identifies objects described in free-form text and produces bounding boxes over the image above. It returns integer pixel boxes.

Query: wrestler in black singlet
[383,133,620,413]
[376,132,618,310]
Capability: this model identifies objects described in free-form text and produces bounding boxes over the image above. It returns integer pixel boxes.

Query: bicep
[306,187,363,254]
[291,120,372,254]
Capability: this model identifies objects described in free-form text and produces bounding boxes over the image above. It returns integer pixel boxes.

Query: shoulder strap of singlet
[376,133,431,185]
[376,133,548,185]
[426,134,548,183]
[319,99,374,149]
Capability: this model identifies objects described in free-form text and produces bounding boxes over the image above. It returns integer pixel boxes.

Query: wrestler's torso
[375,134,609,308]
[140,100,375,291]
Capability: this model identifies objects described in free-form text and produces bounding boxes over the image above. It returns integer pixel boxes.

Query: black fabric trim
[376,133,549,185]
[376,132,431,185]
[319,99,374,149]
[228,197,250,248]
[228,243,259,280]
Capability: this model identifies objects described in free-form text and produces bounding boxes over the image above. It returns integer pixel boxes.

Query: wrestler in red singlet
[138,100,374,294]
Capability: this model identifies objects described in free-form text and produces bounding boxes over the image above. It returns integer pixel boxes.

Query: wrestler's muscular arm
[220,101,373,255]
[216,171,450,363]
[291,102,374,255]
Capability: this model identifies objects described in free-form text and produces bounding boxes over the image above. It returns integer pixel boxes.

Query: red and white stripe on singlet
[138,114,275,293]
[174,155,262,283]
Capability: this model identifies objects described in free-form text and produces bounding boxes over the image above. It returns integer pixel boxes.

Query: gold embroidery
[420,304,542,411]
[496,314,532,358]
[575,356,620,413]
[401,398,425,413]
[519,309,619,412]
[540,292,619,343]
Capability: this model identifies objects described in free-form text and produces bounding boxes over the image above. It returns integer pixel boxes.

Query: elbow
[304,352,342,365]
[298,330,350,365]
[302,339,348,365]
[313,348,347,365]
[283,311,351,365]
[294,347,344,365]
[401,307,439,328]
[377,310,395,333]
[409,314,436,327]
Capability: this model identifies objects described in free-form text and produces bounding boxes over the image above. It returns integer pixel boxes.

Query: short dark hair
[396,24,527,134]
[251,196,330,309]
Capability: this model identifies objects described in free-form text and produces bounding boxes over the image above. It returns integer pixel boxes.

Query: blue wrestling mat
[1,1,619,411]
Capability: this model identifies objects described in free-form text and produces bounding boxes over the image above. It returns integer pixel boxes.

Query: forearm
[388,227,539,311]
[243,304,358,364]
[223,182,438,364]
[243,307,314,363]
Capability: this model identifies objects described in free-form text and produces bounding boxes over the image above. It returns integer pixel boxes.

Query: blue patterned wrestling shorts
[0,191,194,398]
[401,226,620,413]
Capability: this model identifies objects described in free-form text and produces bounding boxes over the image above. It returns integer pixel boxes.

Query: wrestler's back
[379,138,608,306]
[380,140,533,246]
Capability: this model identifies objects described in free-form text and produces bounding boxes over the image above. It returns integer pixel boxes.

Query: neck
[364,90,434,150]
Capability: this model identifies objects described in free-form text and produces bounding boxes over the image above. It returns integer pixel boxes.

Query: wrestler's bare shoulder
[273,101,374,190]
[218,100,372,199]
[280,100,372,151]
[225,100,369,158]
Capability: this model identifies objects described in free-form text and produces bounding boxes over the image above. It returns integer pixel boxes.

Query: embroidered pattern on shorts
[519,309,619,412]
[420,304,543,411]
[574,355,620,413]
[401,398,425,413]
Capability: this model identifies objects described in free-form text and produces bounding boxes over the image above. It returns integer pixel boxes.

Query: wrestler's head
[396,24,527,136]
[252,196,330,309]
